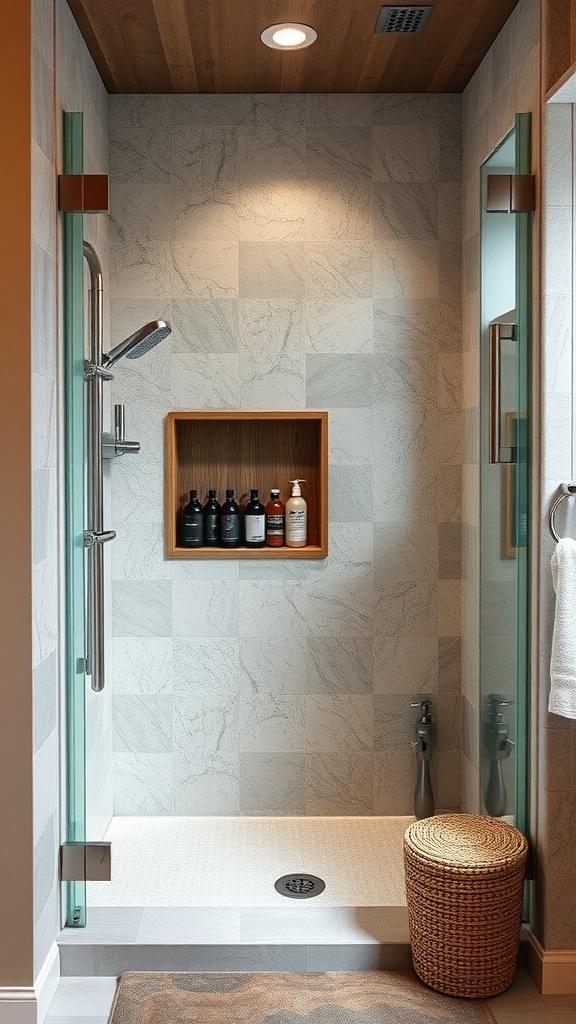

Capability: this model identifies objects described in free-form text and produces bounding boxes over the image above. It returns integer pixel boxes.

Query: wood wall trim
[0,0,34,990]
[542,0,574,96]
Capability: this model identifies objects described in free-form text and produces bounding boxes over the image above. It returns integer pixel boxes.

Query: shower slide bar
[82,241,172,693]
[83,241,115,693]
[549,483,576,543]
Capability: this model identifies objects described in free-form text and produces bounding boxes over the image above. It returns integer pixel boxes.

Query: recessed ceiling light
[260,23,317,50]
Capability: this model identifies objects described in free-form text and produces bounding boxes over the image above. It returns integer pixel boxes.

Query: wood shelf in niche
[165,411,328,559]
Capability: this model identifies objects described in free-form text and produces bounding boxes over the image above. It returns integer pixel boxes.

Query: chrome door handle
[489,322,517,464]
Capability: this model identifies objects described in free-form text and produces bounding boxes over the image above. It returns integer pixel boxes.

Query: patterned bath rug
[109,970,497,1023]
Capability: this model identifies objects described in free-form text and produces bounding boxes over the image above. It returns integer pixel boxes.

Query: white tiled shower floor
[87,815,412,907]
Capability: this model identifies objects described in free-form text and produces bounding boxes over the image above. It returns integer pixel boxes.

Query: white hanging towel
[549,537,576,719]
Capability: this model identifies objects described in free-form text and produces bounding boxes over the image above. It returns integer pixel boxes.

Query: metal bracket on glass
[485,174,536,213]
[489,322,518,464]
[60,842,111,882]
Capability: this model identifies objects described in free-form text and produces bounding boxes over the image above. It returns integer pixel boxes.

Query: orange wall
[0,0,35,989]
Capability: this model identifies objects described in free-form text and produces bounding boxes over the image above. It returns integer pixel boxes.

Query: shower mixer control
[102,403,141,459]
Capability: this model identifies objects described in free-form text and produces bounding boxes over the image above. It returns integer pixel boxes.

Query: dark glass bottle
[219,488,240,548]
[181,489,204,547]
[244,488,265,548]
[265,488,285,547]
[203,489,220,546]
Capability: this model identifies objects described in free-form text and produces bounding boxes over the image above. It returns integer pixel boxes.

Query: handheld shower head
[102,320,171,369]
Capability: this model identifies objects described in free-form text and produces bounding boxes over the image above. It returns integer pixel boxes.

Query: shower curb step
[58,906,413,976]
[58,908,530,977]
[58,940,414,976]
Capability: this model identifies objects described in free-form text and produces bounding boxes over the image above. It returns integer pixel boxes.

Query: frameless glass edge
[513,111,532,843]
[478,115,531,847]
[63,111,87,927]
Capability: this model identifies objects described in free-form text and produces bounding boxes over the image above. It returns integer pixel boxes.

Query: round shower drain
[275,873,326,899]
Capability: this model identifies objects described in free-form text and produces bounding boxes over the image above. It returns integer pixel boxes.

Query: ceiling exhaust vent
[374,5,433,33]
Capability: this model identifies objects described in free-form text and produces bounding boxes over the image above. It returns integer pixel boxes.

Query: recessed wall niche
[165,411,328,558]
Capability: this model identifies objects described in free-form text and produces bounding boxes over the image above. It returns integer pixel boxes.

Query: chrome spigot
[411,698,435,819]
[484,694,514,759]
[410,699,435,760]
[102,403,141,458]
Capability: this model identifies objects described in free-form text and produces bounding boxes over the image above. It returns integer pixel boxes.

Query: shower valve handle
[102,404,141,458]
[115,403,125,443]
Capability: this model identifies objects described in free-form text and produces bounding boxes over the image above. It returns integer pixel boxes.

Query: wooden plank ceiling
[66,0,521,94]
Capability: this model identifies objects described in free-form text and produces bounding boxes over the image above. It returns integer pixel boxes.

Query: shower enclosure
[62,101,531,932]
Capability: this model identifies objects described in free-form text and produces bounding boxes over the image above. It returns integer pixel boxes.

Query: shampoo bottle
[181,489,204,548]
[244,488,266,548]
[285,479,307,548]
[203,489,220,546]
[219,489,240,548]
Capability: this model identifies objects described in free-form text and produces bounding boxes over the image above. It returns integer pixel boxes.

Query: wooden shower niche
[165,411,328,559]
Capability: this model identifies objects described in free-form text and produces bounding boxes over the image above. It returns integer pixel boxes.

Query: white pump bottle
[285,479,307,548]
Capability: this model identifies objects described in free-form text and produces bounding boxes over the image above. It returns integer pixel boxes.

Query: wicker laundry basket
[403,813,528,999]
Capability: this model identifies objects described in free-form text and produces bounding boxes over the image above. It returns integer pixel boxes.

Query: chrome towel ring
[549,483,576,543]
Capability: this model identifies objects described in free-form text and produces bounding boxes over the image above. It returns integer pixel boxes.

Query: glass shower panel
[63,112,88,926]
[479,115,531,833]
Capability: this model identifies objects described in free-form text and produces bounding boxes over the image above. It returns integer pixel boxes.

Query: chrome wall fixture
[548,483,576,543]
[82,240,171,692]
[83,241,116,693]
[102,403,141,459]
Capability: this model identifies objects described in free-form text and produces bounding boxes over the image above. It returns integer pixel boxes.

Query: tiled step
[58,906,413,976]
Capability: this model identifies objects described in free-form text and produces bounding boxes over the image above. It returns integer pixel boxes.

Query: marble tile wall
[109,92,463,816]
[537,98,576,950]
[32,0,110,978]
[461,0,540,814]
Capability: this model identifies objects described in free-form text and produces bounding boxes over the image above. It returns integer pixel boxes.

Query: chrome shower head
[102,320,171,369]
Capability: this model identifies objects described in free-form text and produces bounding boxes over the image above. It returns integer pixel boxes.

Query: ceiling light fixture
[260,23,317,50]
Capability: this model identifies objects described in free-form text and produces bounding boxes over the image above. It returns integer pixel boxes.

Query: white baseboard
[0,942,60,1024]
[0,990,37,1024]
[528,932,576,994]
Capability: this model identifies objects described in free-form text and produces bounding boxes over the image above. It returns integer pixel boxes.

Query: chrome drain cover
[275,873,326,899]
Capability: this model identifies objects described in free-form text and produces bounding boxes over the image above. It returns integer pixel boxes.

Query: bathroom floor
[87,815,412,907]
[45,970,576,1023]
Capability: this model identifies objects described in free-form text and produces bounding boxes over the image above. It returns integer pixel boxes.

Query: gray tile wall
[461,0,540,814]
[109,92,463,816]
[32,0,110,976]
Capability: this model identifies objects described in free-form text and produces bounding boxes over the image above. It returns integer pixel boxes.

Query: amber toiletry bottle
[265,488,285,547]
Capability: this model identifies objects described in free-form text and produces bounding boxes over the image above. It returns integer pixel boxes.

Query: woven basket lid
[404,813,528,868]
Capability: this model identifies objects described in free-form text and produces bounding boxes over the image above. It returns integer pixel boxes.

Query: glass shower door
[479,114,531,833]
[63,111,88,926]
